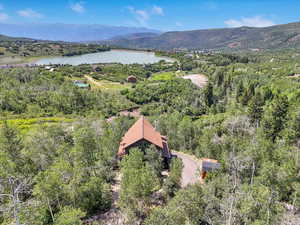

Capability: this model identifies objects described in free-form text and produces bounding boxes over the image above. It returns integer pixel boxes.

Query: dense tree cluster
[124,79,207,116]
[0,117,134,224]
[0,37,110,58]
[0,68,133,117]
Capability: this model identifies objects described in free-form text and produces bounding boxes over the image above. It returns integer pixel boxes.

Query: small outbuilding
[200,158,220,180]
[127,75,137,83]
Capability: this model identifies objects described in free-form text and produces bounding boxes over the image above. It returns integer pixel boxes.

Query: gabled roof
[118,116,164,155]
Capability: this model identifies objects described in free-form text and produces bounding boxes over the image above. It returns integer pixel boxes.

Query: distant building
[118,116,171,162]
[200,158,220,180]
[127,75,137,83]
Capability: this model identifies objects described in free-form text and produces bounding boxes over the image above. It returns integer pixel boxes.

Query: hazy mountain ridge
[108,22,300,50]
[0,23,160,42]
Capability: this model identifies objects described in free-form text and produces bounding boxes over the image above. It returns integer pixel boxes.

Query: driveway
[182,74,208,88]
[172,151,202,187]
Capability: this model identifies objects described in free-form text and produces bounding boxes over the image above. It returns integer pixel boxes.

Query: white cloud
[127,5,164,27]
[127,6,149,26]
[0,12,8,22]
[152,5,164,15]
[18,9,43,18]
[225,16,275,28]
[70,2,85,13]
[175,22,183,27]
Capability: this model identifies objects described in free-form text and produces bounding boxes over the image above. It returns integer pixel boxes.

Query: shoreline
[0,49,175,67]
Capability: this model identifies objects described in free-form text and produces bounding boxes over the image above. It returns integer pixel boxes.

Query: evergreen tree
[204,82,214,107]
[262,95,289,142]
[248,92,264,125]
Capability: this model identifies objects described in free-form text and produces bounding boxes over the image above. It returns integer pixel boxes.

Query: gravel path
[182,74,208,88]
[172,151,201,187]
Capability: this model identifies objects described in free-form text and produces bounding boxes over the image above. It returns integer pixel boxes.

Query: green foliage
[0,67,133,117]
[1,46,300,225]
[0,35,110,58]
[248,92,264,125]
[126,79,206,116]
[120,148,161,221]
[54,207,85,225]
[262,95,289,141]
[0,118,135,224]
[145,185,206,225]
[151,72,176,81]
[163,157,183,199]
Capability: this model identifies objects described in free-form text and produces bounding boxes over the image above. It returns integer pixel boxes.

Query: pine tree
[248,92,264,125]
[262,95,289,142]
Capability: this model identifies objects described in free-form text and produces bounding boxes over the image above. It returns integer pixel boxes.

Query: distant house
[127,75,137,83]
[92,65,102,72]
[73,80,90,89]
[118,116,171,162]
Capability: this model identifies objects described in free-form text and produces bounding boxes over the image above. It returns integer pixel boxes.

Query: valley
[0,19,300,225]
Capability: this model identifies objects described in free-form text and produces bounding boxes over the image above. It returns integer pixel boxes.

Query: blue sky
[0,0,300,31]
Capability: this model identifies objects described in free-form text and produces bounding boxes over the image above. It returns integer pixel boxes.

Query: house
[127,75,137,83]
[118,116,171,162]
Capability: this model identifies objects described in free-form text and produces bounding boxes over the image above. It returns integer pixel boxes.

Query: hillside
[108,22,300,51]
[0,23,160,42]
[0,49,300,225]
[0,34,110,64]
[0,34,35,42]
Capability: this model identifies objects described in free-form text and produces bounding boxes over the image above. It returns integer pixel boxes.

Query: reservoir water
[35,50,173,65]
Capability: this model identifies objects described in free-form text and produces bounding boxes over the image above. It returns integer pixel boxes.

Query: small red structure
[127,75,137,83]
[118,116,171,160]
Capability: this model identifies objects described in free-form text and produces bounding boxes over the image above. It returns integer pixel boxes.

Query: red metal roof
[118,116,164,156]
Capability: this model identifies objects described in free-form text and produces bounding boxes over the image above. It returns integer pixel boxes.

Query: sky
[0,0,300,31]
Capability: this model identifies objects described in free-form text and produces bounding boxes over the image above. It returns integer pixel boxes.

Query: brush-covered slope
[109,22,300,50]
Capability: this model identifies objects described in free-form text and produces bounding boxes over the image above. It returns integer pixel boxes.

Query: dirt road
[84,75,106,89]
[182,74,208,88]
[172,151,201,187]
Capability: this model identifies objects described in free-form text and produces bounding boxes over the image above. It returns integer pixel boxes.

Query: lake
[35,50,173,65]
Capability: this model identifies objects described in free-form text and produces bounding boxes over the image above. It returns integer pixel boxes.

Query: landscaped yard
[151,71,177,81]
[84,75,132,91]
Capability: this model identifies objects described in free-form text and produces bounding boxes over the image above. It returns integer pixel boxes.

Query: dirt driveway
[172,151,201,187]
[182,74,208,88]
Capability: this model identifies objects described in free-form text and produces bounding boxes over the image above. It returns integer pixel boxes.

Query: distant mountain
[0,34,35,42]
[0,23,160,42]
[110,32,160,41]
[108,22,300,51]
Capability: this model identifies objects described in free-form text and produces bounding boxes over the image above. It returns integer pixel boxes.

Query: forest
[0,36,110,59]
[0,48,299,225]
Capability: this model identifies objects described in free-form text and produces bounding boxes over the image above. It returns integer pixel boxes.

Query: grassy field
[0,117,74,133]
[85,75,132,91]
[0,55,51,65]
[151,72,177,81]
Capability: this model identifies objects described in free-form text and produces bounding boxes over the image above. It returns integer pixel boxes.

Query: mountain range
[107,22,300,51]
[0,23,160,42]
[2,22,300,51]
